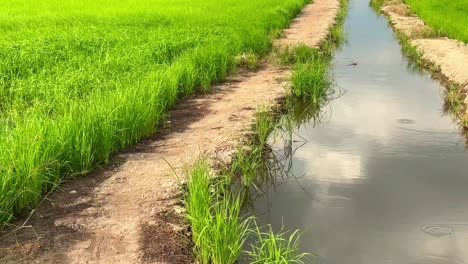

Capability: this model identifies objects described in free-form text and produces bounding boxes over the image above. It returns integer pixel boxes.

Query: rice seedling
[185,160,309,264]
[185,161,249,264]
[246,223,309,264]
[276,44,322,65]
[291,60,332,102]
[229,109,276,188]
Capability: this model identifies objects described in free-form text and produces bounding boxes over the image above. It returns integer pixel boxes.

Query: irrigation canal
[254,0,468,263]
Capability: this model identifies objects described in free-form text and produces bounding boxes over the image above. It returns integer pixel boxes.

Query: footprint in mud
[422,225,453,237]
[397,118,416,124]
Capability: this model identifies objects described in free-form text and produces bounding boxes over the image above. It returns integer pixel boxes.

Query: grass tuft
[291,59,332,102]
[246,223,309,264]
[185,160,249,264]
[185,160,309,264]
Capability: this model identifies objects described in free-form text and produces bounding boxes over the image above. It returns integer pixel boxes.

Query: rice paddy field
[0,0,310,226]
[404,0,468,43]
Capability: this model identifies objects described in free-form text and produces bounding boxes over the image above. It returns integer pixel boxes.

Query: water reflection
[254,0,468,263]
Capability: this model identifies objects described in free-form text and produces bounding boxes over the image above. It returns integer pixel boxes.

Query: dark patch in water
[397,118,416,124]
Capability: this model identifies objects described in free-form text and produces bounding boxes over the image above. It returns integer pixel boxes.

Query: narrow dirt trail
[0,0,339,263]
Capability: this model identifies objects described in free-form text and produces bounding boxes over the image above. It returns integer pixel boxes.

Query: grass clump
[276,44,321,65]
[185,161,248,264]
[276,44,335,104]
[288,0,348,103]
[185,160,309,264]
[291,58,332,102]
[246,224,309,264]
[229,109,277,188]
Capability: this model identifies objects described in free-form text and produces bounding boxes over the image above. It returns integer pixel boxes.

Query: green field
[404,0,468,43]
[0,0,309,226]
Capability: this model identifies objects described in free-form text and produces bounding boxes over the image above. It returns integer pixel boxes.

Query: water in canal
[254,0,468,263]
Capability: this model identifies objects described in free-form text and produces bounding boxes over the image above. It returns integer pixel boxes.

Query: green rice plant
[0,0,312,227]
[255,108,276,148]
[291,59,332,102]
[230,147,264,187]
[287,0,348,104]
[246,223,309,264]
[185,161,312,264]
[276,44,322,65]
[208,190,250,264]
[404,0,468,43]
[371,0,467,43]
[185,161,250,264]
[279,45,334,104]
[185,161,212,264]
[229,109,277,188]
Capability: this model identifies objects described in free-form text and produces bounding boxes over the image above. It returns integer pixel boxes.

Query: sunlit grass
[246,223,309,264]
[0,0,311,226]
[185,161,308,264]
[185,161,248,264]
[404,0,468,43]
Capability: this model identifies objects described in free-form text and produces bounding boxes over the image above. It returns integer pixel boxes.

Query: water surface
[254,0,468,263]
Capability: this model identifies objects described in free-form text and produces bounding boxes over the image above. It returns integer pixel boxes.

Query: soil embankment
[380,1,468,118]
[0,0,339,263]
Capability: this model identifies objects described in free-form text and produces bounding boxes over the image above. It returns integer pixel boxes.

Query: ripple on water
[411,255,465,264]
[422,225,453,237]
[317,195,351,208]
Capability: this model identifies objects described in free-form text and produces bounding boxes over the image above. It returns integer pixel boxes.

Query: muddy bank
[0,0,340,263]
[379,1,468,122]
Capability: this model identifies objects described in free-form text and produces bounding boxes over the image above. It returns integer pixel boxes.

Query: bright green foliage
[185,161,309,264]
[246,224,309,264]
[404,0,468,43]
[0,0,310,226]
[185,161,249,264]
[291,53,332,102]
[229,109,276,187]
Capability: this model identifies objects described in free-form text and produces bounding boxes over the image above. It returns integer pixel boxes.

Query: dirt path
[380,2,468,110]
[0,0,339,263]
